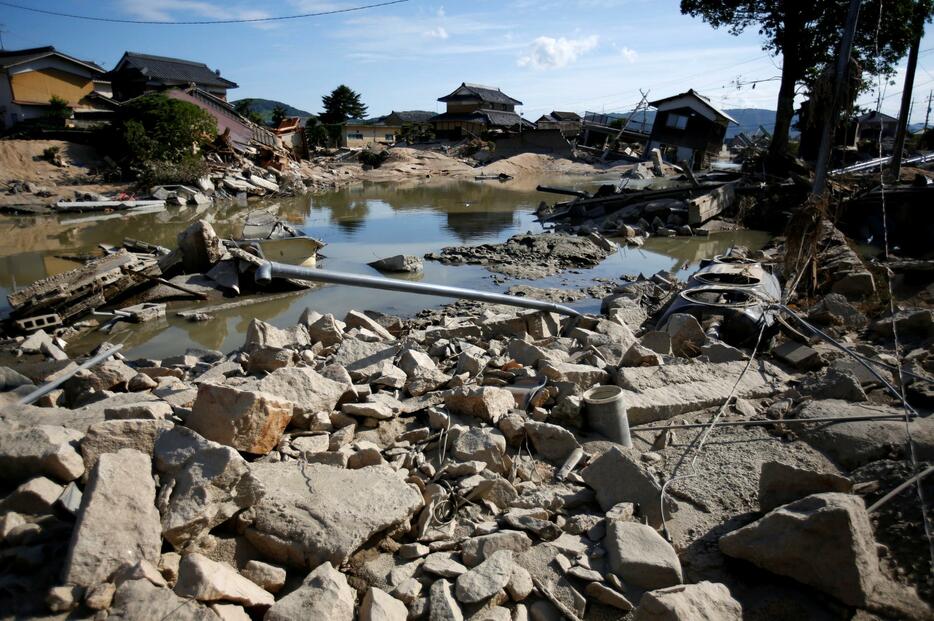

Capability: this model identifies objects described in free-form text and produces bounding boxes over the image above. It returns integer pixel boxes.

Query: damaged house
[0,46,117,128]
[107,51,238,102]
[644,89,736,169]
[429,82,533,139]
[535,111,582,137]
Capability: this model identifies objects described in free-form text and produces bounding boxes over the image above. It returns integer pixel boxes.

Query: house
[0,46,117,128]
[165,87,277,152]
[274,117,307,158]
[429,83,532,139]
[852,111,898,143]
[108,52,238,101]
[383,110,435,126]
[644,89,736,168]
[340,117,401,148]
[535,111,582,136]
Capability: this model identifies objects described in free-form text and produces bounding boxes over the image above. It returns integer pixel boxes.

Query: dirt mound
[0,140,103,183]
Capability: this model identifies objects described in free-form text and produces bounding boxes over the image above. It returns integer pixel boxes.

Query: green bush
[358,149,389,168]
[42,146,61,161]
[44,96,72,126]
[132,156,209,187]
[105,93,216,180]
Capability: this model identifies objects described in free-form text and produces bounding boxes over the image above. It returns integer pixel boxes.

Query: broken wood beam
[687,180,737,225]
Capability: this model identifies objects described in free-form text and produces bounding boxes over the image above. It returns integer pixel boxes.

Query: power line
[0,0,409,25]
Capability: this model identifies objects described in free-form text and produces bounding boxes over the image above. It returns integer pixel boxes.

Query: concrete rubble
[0,233,932,620]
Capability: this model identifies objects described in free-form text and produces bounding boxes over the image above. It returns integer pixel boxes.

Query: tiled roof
[438,83,522,106]
[0,46,104,73]
[115,51,237,89]
[649,89,736,124]
[428,109,532,128]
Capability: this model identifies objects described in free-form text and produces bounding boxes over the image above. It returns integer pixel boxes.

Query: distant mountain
[230,98,313,123]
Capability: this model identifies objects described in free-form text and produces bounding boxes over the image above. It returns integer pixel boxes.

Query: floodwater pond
[0,177,771,359]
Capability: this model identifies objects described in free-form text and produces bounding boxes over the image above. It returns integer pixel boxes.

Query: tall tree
[320,85,368,124]
[680,0,931,165]
[271,103,288,127]
[233,99,264,125]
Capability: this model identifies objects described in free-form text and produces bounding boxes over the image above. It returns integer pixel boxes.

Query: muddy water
[0,177,770,359]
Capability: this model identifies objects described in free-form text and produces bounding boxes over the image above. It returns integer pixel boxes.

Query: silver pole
[17,344,124,406]
[255,261,582,317]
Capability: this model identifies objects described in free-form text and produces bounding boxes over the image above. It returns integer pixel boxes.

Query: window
[385,134,395,141]
[347,132,364,140]
[665,113,688,130]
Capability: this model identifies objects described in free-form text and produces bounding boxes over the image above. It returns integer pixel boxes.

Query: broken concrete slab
[455,549,514,604]
[605,519,682,591]
[80,419,173,475]
[62,449,162,587]
[174,553,274,608]
[245,462,423,568]
[525,421,580,464]
[758,460,852,512]
[0,422,84,483]
[581,446,676,528]
[265,562,354,621]
[186,383,292,455]
[444,387,515,424]
[615,360,790,424]
[632,581,742,621]
[109,579,218,621]
[252,366,346,428]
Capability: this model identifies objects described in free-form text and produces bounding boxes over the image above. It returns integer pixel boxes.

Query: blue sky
[2,1,932,125]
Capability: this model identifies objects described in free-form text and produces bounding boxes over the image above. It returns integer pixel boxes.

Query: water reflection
[0,176,771,359]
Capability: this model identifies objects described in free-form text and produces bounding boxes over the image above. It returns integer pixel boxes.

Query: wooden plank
[687,181,737,225]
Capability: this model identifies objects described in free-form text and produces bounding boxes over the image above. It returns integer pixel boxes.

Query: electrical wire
[0,0,409,24]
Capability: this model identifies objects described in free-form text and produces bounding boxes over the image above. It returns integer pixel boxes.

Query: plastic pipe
[583,384,632,447]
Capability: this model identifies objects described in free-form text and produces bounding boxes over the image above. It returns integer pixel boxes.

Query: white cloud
[425,26,449,39]
[518,35,599,70]
[620,46,638,63]
[118,0,272,24]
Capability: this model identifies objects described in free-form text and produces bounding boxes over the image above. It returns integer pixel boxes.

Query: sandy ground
[0,139,132,207]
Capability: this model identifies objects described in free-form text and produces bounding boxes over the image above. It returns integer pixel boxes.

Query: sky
[2,0,933,129]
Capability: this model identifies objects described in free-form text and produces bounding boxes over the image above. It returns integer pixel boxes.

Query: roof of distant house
[112,51,238,89]
[428,109,533,128]
[0,46,105,73]
[649,89,737,124]
[856,110,898,123]
[438,82,522,106]
[550,111,581,122]
[386,110,436,123]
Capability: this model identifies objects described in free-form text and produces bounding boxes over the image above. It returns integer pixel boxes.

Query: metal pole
[630,413,910,433]
[888,2,926,179]
[255,261,582,316]
[17,344,124,406]
[812,0,862,196]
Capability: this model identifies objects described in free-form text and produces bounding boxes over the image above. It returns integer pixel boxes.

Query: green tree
[680,0,932,164]
[234,99,265,125]
[106,93,216,182]
[271,103,288,127]
[304,116,331,148]
[320,85,368,124]
[45,95,72,126]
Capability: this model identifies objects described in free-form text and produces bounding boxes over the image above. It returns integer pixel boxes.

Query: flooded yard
[0,177,769,359]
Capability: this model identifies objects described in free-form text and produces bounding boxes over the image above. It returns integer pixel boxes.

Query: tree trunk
[769,53,799,163]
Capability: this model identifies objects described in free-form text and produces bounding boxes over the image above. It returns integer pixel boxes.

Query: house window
[665,113,688,130]
[347,132,364,140]
[385,134,395,141]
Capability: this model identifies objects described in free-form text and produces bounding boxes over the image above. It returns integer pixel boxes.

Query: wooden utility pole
[925,90,933,130]
[888,1,926,179]
[812,0,861,195]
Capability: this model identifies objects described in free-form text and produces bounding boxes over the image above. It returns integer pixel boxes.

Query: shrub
[42,145,61,161]
[105,93,216,180]
[358,149,389,168]
[132,155,209,187]
[44,96,72,126]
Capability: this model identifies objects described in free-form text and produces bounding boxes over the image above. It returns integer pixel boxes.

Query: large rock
[245,462,422,568]
[242,319,310,354]
[156,427,264,548]
[795,399,934,468]
[265,562,354,621]
[450,427,509,474]
[633,581,742,621]
[186,383,292,455]
[525,421,580,463]
[461,531,532,566]
[80,419,173,475]
[368,254,423,273]
[174,553,274,607]
[177,219,224,273]
[346,310,396,341]
[0,422,84,483]
[665,313,706,357]
[444,387,514,424]
[540,362,608,393]
[253,366,346,428]
[581,446,676,528]
[719,492,880,606]
[429,579,464,621]
[108,579,217,621]
[361,586,408,621]
[615,360,789,424]
[605,520,682,591]
[758,460,851,512]
[330,339,401,381]
[455,549,514,604]
[62,449,162,587]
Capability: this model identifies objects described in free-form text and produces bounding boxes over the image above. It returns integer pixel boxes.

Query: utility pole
[888,1,926,180]
[925,90,932,131]
[0,24,6,50]
[812,0,861,196]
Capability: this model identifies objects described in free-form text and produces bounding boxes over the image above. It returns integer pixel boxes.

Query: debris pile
[1,235,930,619]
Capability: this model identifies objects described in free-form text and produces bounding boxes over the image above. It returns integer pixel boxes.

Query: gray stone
[540,362,608,393]
[605,520,682,591]
[346,310,396,341]
[186,383,292,455]
[585,582,633,611]
[245,346,293,374]
[640,331,672,355]
[429,579,464,621]
[719,493,879,607]
[506,564,533,601]
[104,401,174,420]
[0,422,84,483]
[620,342,664,367]
[581,446,675,528]
[772,340,823,371]
[461,531,532,566]
[450,427,509,474]
[62,449,162,587]
[255,366,346,428]
[108,579,217,621]
[308,314,345,347]
[444,387,515,424]
[525,421,580,463]
[177,219,224,273]
[758,461,852,512]
[424,552,469,578]
[173,553,274,607]
[700,342,747,363]
[0,476,63,515]
[665,313,706,357]
[241,560,286,593]
[369,254,423,273]
[798,367,867,402]
[633,581,742,621]
[455,549,514,604]
[265,562,354,621]
[242,319,310,354]
[80,419,172,475]
[331,339,401,381]
[245,461,422,568]
[361,586,409,621]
